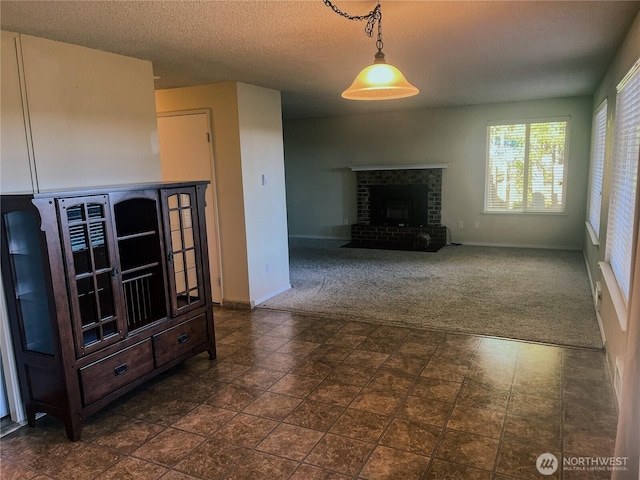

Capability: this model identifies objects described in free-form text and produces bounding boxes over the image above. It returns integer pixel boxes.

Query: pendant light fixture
[323,0,419,100]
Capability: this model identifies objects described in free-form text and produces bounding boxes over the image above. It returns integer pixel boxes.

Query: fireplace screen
[370,184,429,227]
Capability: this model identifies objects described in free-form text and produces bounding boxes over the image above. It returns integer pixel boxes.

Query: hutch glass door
[162,187,204,315]
[58,195,124,355]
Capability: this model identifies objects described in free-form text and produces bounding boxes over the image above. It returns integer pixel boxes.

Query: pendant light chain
[376,5,383,52]
[323,0,382,49]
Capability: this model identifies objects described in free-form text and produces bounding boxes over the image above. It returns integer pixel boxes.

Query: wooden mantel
[349,164,448,172]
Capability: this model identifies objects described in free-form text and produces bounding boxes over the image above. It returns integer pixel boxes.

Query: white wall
[1,32,35,194]
[284,97,592,250]
[237,83,291,305]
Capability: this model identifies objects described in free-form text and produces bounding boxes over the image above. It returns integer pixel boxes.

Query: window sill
[585,222,600,246]
[599,261,628,331]
[482,210,567,216]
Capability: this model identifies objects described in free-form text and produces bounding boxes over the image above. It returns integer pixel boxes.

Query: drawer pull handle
[178,333,189,344]
[114,363,128,376]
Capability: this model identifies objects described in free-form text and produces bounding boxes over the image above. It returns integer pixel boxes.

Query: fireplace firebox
[369,184,429,227]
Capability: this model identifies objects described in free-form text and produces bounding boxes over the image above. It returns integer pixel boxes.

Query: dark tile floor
[1,307,619,479]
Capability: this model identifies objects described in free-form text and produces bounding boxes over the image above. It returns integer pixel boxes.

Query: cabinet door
[1,207,54,355]
[110,190,169,331]
[58,195,125,356]
[161,187,205,316]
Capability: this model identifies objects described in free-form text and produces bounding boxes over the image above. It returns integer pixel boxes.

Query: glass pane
[69,224,88,251]
[70,225,91,275]
[487,124,526,211]
[527,122,567,212]
[168,194,179,209]
[179,194,191,207]
[83,327,99,347]
[188,289,200,303]
[87,203,104,219]
[102,321,117,338]
[174,251,185,273]
[66,205,84,222]
[90,222,109,269]
[114,198,159,237]
[4,211,54,355]
[169,210,180,230]
[175,270,186,294]
[171,229,183,251]
[185,249,196,269]
[181,208,192,228]
[96,273,114,320]
[187,267,198,291]
[183,227,194,249]
[77,277,98,327]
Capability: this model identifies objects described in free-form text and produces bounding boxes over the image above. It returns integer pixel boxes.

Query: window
[606,61,640,304]
[588,101,607,240]
[485,119,569,213]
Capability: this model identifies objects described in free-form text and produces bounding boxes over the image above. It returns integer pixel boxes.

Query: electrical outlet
[343,218,349,225]
[457,221,464,229]
[474,221,480,229]
[265,263,270,273]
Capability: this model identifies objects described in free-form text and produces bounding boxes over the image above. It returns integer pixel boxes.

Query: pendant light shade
[323,0,419,101]
[342,51,419,100]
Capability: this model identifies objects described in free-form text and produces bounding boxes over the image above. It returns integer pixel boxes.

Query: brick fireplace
[350,165,447,250]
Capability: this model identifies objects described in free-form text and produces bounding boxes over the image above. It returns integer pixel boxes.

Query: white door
[157,111,223,303]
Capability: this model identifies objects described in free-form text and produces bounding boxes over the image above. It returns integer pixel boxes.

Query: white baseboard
[288,236,349,248]
[460,241,582,251]
[254,284,292,307]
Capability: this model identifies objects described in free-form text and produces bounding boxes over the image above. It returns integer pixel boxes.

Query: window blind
[606,62,640,303]
[486,120,568,213]
[588,101,607,238]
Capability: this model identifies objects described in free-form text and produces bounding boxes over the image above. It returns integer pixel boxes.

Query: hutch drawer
[80,339,154,405]
[153,314,208,367]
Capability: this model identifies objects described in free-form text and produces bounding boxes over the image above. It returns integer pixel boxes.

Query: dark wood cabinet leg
[26,408,36,428]
[65,418,82,442]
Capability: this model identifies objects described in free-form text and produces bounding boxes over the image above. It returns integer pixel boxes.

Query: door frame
[157,109,224,303]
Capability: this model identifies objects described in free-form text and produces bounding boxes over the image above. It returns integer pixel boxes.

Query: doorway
[157,110,223,303]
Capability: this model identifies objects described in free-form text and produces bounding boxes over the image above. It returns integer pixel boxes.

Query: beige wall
[284,97,592,250]
[584,13,640,397]
[155,82,290,307]
[155,83,249,306]
[1,32,161,193]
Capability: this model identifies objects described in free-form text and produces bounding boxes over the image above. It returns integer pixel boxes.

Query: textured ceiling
[2,1,639,119]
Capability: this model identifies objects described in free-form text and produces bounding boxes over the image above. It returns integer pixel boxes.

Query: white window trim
[484,116,570,214]
[586,221,600,247]
[599,261,628,331]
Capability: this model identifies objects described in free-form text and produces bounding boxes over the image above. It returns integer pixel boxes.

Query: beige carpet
[258,245,603,349]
